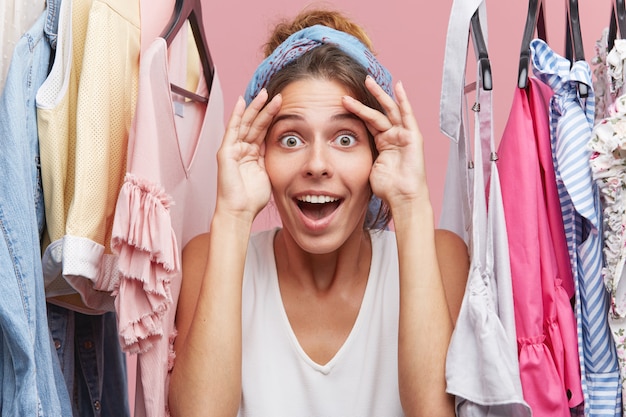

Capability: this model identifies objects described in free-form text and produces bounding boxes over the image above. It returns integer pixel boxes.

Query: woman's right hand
[171,92,282,417]
[215,89,282,222]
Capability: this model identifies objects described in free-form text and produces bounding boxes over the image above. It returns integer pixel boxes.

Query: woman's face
[265,78,374,254]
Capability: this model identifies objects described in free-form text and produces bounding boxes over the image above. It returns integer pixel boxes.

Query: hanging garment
[36,0,140,313]
[439,0,482,243]
[589,93,626,414]
[498,77,582,416]
[47,304,130,417]
[531,38,621,416]
[592,28,612,123]
[111,28,224,416]
[607,40,626,99]
[531,76,582,405]
[592,34,626,123]
[440,1,528,414]
[0,0,45,90]
[0,1,72,415]
[33,0,132,413]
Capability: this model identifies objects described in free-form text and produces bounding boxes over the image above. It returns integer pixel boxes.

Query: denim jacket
[0,1,71,415]
[47,305,129,417]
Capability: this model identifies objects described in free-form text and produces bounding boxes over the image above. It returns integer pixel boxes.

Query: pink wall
[196,0,608,224]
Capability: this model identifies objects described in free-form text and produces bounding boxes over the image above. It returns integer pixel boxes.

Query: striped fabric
[531,39,621,416]
[589,92,626,414]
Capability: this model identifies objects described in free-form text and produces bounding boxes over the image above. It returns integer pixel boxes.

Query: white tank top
[238,228,404,417]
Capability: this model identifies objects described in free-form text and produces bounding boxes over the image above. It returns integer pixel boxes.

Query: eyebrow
[332,112,362,123]
[271,112,362,125]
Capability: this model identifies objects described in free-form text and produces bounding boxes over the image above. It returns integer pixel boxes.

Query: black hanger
[564,0,588,97]
[608,0,626,51]
[161,0,215,103]
[518,0,547,89]
[470,10,492,91]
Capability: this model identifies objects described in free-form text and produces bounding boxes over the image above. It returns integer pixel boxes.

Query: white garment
[239,228,404,417]
[0,0,45,91]
[444,78,529,416]
[439,1,529,414]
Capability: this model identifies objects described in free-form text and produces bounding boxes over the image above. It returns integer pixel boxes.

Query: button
[54,339,61,350]
[83,340,93,350]
[93,400,101,411]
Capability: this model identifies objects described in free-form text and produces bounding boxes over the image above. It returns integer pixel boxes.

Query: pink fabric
[113,174,178,350]
[529,78,582,408]
[110,28,224,417]
[497,79,581,416]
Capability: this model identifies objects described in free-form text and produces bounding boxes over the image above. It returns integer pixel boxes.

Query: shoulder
[182,229,278,271]
[180,232,211,292]
[434,228,468,258]
[181,232,211,274]
[370,228,466,254]
[183,232,211,256]
[183,228,276,253]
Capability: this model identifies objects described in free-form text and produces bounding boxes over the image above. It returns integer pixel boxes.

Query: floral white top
[589,93,626,406]
[592,28,611,123]
[608,40,626,96]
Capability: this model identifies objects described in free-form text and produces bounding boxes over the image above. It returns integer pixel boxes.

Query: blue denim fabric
[47,304,130,417]
[0,1,72,415]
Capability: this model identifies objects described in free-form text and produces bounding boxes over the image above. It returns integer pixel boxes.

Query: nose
[303,140,332,178]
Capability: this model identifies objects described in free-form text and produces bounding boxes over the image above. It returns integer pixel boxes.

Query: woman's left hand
[342,77,430,215]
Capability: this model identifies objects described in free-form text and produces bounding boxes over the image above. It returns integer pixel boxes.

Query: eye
[279,135,303,148]
[334,133,357,147]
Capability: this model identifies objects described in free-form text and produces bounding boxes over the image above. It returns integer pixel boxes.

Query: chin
[286,223,365,256]
[295,238,344,255]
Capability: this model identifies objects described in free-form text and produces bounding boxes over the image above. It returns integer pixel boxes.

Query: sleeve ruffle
[111,173,180,354]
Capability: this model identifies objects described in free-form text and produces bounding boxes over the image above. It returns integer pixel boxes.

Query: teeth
[297,195,338,203]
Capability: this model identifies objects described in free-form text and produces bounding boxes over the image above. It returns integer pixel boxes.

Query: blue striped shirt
[531,39,621,416]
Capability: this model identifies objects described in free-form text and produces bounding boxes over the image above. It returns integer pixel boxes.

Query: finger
[394,81,420,134]
[238,89,269,139]
[341,95,392,135]
[364,76,402,126]
[244,93,283,146]
[222,96,247,145]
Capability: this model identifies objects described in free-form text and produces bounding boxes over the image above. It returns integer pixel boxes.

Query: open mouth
[296,195,342,220]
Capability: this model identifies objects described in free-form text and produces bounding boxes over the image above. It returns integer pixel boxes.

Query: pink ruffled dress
[110,27,224,417]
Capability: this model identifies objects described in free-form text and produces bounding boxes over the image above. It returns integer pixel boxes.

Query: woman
[169,8,469,417]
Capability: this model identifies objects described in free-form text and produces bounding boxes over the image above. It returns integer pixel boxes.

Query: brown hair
[262,8,392,229]
[263,8,375,58]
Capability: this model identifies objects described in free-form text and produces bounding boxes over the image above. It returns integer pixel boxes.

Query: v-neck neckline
[160,35,209,177]
[268,229,377,374]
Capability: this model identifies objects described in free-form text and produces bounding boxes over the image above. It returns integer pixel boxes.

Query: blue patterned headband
[244,24,394,105]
